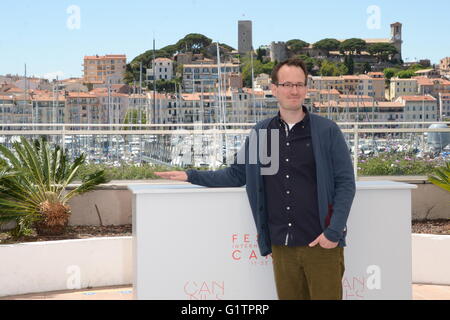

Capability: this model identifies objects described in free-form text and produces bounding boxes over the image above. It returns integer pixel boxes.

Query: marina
[0,121,448,172]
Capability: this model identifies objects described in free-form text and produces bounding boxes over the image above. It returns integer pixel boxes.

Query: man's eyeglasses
[275,82,306,89]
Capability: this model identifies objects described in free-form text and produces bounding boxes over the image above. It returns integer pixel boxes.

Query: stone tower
[270,42,288,63]
[390,22,403,61]
[238,20,252,54]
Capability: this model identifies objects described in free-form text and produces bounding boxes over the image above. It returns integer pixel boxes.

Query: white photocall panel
[129,181,416,300]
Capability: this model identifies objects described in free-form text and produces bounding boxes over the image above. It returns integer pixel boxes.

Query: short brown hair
[271,58,308,85]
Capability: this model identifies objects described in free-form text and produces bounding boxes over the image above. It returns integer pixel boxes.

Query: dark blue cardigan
[187,113,356,256]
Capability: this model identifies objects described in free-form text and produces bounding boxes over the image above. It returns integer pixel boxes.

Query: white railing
[0,122,449,179]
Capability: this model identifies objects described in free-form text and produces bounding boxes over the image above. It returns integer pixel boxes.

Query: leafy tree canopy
[295,54,318,75]
[286,39,310,53]
[319,60,348,76]
[384,64,430,79]
[175,33,212,54]
[367,43,398,62]
[312,38,340,52]
[240,53,276,87]
[339,38,367,55]
[124,34,234,84]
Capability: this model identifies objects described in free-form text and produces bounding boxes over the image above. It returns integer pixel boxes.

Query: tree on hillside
[363,61,372,73]
[124,48,174,84]
[396,69,417,79]
[241,53,275,87]
[344,55,354,74]
[204,42,234,59]
[286,39,310,54]
[296,54,317,75]
[312,38,340,56]
[383,67,400,80]
[339,38,367,55]
[218,42,235,52]
[175,33,212,54]
[367,43,398,62]
[319,60,347,76]
[383,64,429,80]
[123,34,234,85]
[256,48,266,62]
[408,64,429,72]
[124,63,140,85]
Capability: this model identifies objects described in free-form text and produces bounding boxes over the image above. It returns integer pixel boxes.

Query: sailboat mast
[250,47,256,122]
[153,38,156,123]
[216,42,223,124]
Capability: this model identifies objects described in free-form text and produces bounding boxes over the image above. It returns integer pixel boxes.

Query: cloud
[42,71,65,81]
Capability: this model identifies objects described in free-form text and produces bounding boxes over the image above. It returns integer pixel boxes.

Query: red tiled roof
[314,101,403,108]
[67,92,98,98]
[84,54,126,59]
[397,95,436,102]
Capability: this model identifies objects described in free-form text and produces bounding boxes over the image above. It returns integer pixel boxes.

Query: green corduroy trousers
[271,244,345,300]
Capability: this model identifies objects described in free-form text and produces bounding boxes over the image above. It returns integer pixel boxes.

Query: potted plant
[428,162,450,193]
[0,137,109,238]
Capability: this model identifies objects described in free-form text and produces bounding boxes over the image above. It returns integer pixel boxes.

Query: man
[155,58,356,300]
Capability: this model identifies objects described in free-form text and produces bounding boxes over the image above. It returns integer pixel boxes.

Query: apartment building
[367,72,386,101]
[65,92,100,124]
[83,54,127,84]
[148,92,177,124]
[150,87,278,124]
[414,69,440,78]
[415,77,434,95]
[307,88,340,104]
[338,94,373,103]
[375,101,406,121]
[0,89,64,125]
[395,95,437,121]
[179,92,214,123]
[415,77,450,98]
[182,63,240,93]
[308,75,383,100]
[10,93,33,124]
[95,89,130,124]
[309,76,346,92]
[313,100,404,122]
[389,77,418,100]
[146,58,174,81]
[433,78,450,96]
[254,73,271,90]
[231,88,278,122]
[33,91,65,123]
[439,57,450,74]
[349,75,378,98]
[313,95,438,123]
[153,91,223,124]
[0,94,15,126]
[438,93,450,119]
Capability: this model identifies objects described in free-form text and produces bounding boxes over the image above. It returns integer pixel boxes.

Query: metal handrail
[0,121,449,128]
[0,122,448,180]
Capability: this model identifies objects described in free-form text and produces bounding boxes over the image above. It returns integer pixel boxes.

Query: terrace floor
[1,284,449,300]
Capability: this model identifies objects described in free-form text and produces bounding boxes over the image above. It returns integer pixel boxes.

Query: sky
[1,0,449,80]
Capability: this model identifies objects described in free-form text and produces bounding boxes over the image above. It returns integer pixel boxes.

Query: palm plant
[428,162,450,193]
[0,137,109,237]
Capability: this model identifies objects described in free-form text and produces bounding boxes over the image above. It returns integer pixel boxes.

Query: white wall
[1,233,448,298]
[0,237,132,297]
[412,234,450,285]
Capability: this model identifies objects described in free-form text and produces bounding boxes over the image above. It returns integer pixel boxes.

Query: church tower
[390,22,403,61]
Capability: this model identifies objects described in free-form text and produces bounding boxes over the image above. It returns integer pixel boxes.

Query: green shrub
[358,153,447,176]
